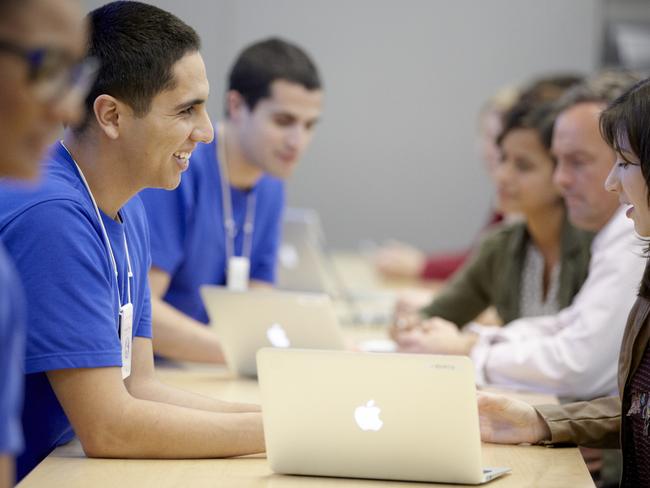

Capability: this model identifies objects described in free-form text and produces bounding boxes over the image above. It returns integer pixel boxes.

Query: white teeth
[173,152,191,160]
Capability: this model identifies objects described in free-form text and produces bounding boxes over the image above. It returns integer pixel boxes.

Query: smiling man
[0,2,264,481]
[139,38,323,363]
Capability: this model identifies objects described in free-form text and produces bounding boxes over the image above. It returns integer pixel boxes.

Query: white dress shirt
[469,207,645,399]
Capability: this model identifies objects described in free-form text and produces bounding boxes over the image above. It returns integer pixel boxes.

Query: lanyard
[60,141,133,308]
[216,123,256,263]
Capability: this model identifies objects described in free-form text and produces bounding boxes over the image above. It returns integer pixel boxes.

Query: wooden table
[18,357,594,488]
[18,254,594,487]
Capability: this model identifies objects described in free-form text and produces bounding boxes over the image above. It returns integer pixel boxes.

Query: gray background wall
[84,0,601,251]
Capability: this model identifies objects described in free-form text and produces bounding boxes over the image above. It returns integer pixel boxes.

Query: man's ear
[225,90,249,122]
[92,95,125,140]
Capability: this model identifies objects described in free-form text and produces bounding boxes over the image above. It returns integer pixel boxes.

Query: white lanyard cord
[60,141,133,307]
[216,124,256,263]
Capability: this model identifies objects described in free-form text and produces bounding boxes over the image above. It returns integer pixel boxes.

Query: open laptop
[257,348,510,485]
[200,286,345,377]
[277,208,331,294]
[276,208,397,325]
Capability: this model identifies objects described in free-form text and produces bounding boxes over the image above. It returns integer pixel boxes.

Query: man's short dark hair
[227,37,321,114]
[77,1,200,131]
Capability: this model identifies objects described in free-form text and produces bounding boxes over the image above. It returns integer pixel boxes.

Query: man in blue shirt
[0,0,87,486]
[0,2,264,481]
[140,39,324,363]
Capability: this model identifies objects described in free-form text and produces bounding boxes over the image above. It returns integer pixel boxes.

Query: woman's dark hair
[600,77,650,297]
[497,74,583,156]
[497,100,557,155]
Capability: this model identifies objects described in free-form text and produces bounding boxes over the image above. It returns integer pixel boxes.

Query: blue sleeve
[139,187,188,275]
[250,182,285,284]
[0,252,25,454]
[3,200,123,373]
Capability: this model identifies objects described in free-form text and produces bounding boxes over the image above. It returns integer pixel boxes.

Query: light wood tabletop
[18,357,595,488]
[17,254,595,487]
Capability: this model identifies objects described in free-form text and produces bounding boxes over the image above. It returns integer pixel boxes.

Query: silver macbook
[257,349,510,485]
[277,207,331,294]
[200,286,345,377]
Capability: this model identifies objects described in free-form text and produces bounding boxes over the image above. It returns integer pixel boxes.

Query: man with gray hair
[393,71,642,400]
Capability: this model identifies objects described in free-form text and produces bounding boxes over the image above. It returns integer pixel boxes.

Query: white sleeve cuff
[467,323,500,386]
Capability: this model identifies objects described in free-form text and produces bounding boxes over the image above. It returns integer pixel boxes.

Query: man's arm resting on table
[149,267,225,364]
[125,337,259,413]
[47,339,264,459]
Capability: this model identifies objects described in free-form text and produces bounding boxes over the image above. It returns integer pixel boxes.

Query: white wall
[84,0,601,250]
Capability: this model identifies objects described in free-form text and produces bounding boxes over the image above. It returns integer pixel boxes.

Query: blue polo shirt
[0,142,153,480]
[0,241,25,458]
[139,134,285,324]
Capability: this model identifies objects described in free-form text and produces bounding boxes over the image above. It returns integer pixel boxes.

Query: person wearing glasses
[139,39,323,364]
[0,1,88,487]
[0,1,264,481]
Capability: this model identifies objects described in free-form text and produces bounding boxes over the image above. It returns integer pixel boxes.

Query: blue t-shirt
[0,142,153,480]
[0,241,25,457]
[139,134,285,324]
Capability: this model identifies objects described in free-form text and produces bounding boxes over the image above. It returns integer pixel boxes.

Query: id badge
[227,256,250,291]
[119,303,134,379]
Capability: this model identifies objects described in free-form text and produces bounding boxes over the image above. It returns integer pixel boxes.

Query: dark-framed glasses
[0,38,99,103]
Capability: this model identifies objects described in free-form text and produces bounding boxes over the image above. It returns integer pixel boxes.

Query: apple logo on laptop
[279,244,299,269]
[354,400,383,431]
[266,323,290,348]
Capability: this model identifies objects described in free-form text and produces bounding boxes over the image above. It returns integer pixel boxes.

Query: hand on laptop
[477,391,551,445]
[394,316,478,355]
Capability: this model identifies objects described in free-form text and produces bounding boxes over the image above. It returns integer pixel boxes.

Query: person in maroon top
[478,77,650,487]
[373,88,514,281]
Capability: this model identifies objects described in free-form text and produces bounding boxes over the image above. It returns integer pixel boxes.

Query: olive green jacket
[420,217,594,326]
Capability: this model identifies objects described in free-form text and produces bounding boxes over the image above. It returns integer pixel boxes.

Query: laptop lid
[257,348,509,485]
[200,286,345,377]
[277,208,331,294]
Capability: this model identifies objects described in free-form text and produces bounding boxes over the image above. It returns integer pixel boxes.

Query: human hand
[394,316,476,355]
[389,310,423,341]
[394,289,435,316]
[374,241,426,279]
[477,391,551,445]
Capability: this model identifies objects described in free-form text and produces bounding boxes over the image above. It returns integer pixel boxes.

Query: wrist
[532,410,552,444]
[462,332,478,355]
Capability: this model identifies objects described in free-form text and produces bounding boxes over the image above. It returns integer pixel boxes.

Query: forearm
[420,289,487,327]
[126,375,260,413]
[85,397,264,459]
[472,324,621,398]
[535,396,621,449]
[151,296,225,364]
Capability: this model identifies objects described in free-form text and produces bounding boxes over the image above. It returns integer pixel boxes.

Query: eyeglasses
[0,38,99,103]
